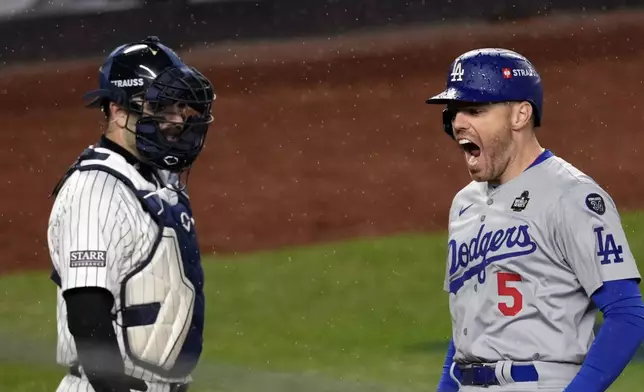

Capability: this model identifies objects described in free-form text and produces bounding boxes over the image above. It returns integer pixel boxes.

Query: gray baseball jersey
[444,150,640,364]
[47,145,204,389]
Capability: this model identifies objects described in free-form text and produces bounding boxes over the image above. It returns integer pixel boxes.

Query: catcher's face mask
[130,65,215,173]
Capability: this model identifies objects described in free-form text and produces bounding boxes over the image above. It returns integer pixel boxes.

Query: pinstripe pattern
[48,154,193,390]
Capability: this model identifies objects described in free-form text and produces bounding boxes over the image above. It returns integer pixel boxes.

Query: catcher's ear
[108,103,128,128]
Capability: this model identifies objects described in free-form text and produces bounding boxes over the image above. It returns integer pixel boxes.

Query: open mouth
[162,126,183,142]
[458,138,481,166]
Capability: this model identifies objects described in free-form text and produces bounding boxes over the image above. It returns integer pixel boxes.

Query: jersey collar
[98,135,140,166]
[526,148,554,171]
[485,149,554,194]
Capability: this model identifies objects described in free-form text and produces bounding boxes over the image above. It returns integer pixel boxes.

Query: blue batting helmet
[425,48,543,138]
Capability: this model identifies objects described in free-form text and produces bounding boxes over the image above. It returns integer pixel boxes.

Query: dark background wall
[3,0,644,64]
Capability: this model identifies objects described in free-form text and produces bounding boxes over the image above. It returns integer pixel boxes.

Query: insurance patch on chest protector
[585,193,606,215]
[69,250,107,267]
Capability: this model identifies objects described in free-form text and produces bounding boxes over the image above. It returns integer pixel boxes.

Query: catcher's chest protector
[57,145,205,379]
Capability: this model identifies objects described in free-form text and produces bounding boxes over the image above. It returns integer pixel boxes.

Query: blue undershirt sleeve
[437,338,459,392]
[563,279,644,392]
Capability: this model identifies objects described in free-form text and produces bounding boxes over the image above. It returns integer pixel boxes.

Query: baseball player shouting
[47,36,215,392]
[426,48,644,391]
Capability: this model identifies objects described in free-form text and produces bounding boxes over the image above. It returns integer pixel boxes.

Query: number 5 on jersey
[497,272,523,316]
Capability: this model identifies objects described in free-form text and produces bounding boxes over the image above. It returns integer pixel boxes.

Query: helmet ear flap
[530,102,541,127]
[442,108,456,138]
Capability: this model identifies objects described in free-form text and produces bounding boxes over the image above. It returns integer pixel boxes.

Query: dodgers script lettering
[447,224,537,293]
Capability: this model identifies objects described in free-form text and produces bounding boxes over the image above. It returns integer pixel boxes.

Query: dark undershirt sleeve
[64,287,148,392]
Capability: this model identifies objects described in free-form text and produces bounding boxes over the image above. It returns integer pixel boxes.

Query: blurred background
[0,1,643,391]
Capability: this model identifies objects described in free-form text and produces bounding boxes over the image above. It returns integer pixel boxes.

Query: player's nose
[452,111,470,134]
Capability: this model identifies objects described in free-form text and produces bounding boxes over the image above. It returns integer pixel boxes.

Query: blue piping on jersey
[526,149,553,170]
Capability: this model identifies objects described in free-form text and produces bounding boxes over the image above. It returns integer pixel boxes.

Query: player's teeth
[468,154,478,165]
[459,139,472,145]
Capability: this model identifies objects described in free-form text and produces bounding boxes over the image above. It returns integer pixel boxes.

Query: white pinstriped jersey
[47,144,204,386]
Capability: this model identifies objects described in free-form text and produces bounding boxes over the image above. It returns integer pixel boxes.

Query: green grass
[1,211,643,391]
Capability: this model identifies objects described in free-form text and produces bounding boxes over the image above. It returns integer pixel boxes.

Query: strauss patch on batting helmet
[425,48,543,138]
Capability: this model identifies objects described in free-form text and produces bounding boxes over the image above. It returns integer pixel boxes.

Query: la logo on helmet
[451,61,464,82]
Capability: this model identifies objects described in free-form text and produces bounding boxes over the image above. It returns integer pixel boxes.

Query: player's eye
[463,107,484,116]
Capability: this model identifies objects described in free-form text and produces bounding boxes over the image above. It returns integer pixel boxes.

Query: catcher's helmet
[83,36,215,173]
[425,48,542,138]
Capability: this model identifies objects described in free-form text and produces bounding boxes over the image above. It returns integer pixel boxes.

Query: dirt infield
[2,10,644,273]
